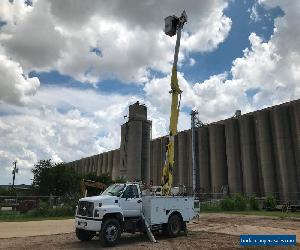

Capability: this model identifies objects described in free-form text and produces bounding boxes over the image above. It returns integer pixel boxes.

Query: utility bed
[142,196,197,226]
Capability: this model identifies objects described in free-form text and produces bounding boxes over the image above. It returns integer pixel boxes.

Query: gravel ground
[0,231,241,250]
[0,213,299,249]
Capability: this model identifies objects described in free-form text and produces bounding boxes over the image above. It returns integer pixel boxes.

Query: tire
[75,228,95,241]
[166,214,182,238]
[100,218,121,247]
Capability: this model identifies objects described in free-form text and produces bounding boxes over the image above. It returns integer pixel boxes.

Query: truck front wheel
[166,214,182,238]
[100,218,121,247]
[75,228,95,241]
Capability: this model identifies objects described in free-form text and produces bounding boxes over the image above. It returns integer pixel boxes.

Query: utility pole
[12,160,18,189]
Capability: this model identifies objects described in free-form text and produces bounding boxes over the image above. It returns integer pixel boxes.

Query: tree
[32,160,80,196]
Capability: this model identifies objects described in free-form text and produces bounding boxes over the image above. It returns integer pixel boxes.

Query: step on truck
[75,182,199,246]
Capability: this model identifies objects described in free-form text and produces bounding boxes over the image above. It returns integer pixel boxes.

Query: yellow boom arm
[161,12,186,195]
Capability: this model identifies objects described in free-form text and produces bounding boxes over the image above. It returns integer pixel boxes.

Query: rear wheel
[75,228,95,241]
[166,214,182,238]
[100,218,121,247]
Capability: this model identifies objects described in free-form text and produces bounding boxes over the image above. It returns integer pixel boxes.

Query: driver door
[119,185,142,218]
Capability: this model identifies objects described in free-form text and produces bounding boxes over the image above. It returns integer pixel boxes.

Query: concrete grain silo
[186,130,193,188]
[69,99,300,204]
[119,101,151,182]
[85,157,90,173]
[150,140,154,184]
[83,158,88,174]
[209,124,228,195]
[196,126,210,193]
[224,119,243,194]
[271,106,298,203]
[107,151,113,177]
[254,110,277,196]
[289,102,300,201]
[173,134,179,186]
[239,115,260,196]
[177,131,187,186]
[158,137,168,185]
[92,155,97,173]
[89,156,94,173]
[141,121,151,183]
[102,152,108,174]
[151,139,160,185]
[96,154,102,176]
[112,149,120,180]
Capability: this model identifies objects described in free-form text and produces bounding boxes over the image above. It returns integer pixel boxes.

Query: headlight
[94,209,100,217]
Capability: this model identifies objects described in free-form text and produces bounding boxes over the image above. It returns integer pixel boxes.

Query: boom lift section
[162,11,187,195]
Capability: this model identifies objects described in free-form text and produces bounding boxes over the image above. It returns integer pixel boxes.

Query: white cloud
[0,53,40,105]
[0,87,135,184]
[0,85,190,184]
[249,2,262,22]
[0,0,231,85]
[1,0,66,71]
[189,58,196,66]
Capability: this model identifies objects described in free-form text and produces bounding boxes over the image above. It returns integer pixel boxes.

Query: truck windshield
[102,184,126,197]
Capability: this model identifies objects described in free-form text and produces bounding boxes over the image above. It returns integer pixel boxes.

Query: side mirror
[121,191,128,199]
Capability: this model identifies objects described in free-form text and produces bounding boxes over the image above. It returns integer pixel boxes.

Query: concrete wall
[68,99,300,203]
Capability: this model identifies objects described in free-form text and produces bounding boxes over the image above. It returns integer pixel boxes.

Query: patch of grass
[0,204,75,222]
[0,210,74,222]
[200,201,222,212]
[26,204,74,217]
[248,195,260,210]
[263,195,277,210]
[220,197,235,211]
[233,193,247,211]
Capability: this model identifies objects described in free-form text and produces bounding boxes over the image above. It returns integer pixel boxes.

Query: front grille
[77,201,94,217]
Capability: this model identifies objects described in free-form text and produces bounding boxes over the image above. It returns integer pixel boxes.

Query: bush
[220,197,235,211]
[233,193,247,211]
[26,202,75,217]
[249,195,260,210]
[201,201,222,212]
[263,195,276,210]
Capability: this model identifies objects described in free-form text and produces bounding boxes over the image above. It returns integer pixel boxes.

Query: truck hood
[80,195,118,205]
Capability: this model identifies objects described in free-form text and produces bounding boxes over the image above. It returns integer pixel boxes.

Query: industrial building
[67,99,300,203]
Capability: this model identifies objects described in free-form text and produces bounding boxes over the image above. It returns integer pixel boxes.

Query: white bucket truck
[75,182,199,246]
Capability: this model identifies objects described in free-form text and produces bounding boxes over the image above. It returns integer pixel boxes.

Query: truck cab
[75,182,198,246]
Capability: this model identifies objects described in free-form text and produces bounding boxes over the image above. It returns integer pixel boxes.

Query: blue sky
[29,0,283,95]
[0,0,299,184]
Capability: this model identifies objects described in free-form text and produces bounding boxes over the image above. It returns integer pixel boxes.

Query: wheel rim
[170,217,180,234]
[105,225,118,242]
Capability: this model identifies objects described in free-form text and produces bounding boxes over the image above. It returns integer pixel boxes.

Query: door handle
[137,200,142,203]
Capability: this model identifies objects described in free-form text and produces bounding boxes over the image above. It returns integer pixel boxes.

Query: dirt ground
[0,213,299,249]
[0,219,74,238]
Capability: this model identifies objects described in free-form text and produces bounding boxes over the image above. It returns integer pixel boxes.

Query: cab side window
[123,185,133,198]
[132,185,139,198]
[122,185,139,199]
